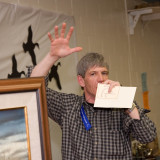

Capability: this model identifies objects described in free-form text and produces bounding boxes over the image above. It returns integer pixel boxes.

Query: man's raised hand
[48,23,82,59]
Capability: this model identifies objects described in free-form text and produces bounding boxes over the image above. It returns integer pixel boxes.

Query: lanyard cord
[80,105,92,131]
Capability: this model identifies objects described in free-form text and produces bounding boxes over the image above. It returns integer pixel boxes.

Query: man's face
[78,66,109,103]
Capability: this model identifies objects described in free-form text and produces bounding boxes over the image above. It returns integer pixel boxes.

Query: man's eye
[90,73,95,76]
[102,72,109,75]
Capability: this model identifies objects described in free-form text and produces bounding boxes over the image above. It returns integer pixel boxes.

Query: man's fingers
[108,81,120,92]
[54,25,59,39]
[70,47,83,54]
[52,23,74,41]
[108,84,114,93]
[104,80,120,93]
[60,23,66,38]
[66,26,74,41]
[48,32,54,42]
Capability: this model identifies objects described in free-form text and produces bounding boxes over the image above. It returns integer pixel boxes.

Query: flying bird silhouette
[8,54,25,78]
[23,25,39,65]
[49,62,62,90]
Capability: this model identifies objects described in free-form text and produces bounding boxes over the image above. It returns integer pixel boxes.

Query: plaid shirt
[27,67,156,160]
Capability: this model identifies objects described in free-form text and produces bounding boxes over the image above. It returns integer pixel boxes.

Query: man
[29,23,156,160]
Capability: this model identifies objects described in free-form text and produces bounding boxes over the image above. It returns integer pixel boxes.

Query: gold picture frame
[0,77,52,160]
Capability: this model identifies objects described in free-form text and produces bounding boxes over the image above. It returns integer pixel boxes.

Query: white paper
[94,83,137,108]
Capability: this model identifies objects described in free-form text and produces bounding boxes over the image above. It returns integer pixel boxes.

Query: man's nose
[97,73,104,83]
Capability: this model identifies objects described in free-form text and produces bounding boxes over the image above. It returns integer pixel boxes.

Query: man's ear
[77,75,85,87]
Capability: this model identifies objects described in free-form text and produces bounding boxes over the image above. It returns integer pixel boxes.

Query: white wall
[0,0,160,159]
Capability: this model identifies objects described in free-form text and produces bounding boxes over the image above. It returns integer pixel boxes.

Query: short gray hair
[76,52,109,77]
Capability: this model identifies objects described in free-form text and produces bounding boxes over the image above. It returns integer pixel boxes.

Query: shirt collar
[81,94,95,112]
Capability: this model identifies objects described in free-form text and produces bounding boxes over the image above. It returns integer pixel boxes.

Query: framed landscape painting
[0,77,52,160]
[0,106,31,160]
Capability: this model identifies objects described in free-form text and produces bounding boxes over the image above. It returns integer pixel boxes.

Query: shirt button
[95,142,97,145]
[94,127,97,130]
[94,158,97,160]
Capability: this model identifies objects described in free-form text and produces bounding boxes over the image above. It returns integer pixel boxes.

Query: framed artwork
[0,77,52,160]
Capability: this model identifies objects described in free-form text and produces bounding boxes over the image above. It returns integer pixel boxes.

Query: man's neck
[85,94,95,104]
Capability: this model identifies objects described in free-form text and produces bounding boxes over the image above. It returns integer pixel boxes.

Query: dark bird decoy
[8,54,25,78]
[49,62,62,90]
[23,25,39,65]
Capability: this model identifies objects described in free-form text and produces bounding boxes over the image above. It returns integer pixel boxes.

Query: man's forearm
[31,53,59,77]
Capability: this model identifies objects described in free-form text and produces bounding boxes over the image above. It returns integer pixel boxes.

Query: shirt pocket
[104,130,126,156]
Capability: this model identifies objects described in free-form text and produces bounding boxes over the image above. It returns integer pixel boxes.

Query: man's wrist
[127,102,137,114]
